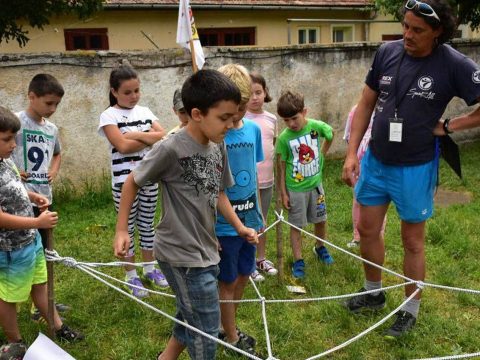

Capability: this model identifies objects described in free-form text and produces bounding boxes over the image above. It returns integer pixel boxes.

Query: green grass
[8,142,480,359]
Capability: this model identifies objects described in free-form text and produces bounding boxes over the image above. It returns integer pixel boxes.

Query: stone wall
[1,40,479,188]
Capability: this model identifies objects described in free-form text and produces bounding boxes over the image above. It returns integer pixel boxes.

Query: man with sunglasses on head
[342,0,480,338]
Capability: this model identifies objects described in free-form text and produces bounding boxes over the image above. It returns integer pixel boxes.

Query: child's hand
[238,226,258,244]
[32,193,50,212]
[20,171,28,182]
[281,193,290,209]
[114,231,131,258]
[47,170,58,184]
[37,210,58,229]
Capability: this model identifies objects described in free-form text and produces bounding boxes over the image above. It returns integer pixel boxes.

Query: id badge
[389,117,403,143]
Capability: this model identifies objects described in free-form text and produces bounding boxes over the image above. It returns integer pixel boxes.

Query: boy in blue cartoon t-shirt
[216,64,264,356]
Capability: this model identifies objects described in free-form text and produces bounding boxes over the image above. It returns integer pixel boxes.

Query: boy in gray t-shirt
[114,70,258,360]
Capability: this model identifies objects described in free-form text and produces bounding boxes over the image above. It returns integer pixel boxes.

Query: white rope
[45,209,480,359]
[76,264,263,360]
[414,353,480,360]
[281,218,413,282]
[305,289,422,360]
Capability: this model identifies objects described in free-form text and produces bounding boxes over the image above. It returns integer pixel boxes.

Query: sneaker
[384,310,416,338]
[343,287,386,313]
[347,239,360,248]
[257,259,278,276]
[55,324,85,342]
[125,277,149,298]
[313,246,334,264]
[0,341,27,360]
[219,328,256,348]
[31,308,65,324]
[228,336,260,357]
[54,303,71,313]
[250,270,265,282]
[292,259,305,279]
[143,269,169,288]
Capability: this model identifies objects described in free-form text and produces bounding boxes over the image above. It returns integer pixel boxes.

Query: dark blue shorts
[218,236,256,283]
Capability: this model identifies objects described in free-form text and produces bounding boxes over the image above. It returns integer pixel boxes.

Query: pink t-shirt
[245,110,277,188]
[343,105,374,161]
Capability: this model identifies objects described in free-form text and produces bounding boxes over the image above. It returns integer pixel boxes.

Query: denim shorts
[0,232,46,303]
[355,149,437,223]
[288,185,327,228]
[157,261,220,359]
[217,236,256,283]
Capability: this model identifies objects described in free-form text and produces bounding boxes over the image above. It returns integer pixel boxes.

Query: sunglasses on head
[405,0,440,22]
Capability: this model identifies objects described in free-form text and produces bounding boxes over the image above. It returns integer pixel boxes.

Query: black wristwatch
[443,118,453,134]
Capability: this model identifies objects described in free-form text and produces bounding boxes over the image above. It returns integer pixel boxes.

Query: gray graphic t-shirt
[11,111,61,204]
[134,128,233,267]
[0,159,36,251]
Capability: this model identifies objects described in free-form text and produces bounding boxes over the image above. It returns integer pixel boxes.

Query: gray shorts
[288,185,327,228]
[260,186,274,221]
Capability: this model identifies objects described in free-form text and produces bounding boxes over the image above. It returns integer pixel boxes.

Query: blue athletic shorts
[217,236,256,283]
[355,149,437,223]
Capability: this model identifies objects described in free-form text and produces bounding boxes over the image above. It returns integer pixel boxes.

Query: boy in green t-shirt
[275,90,334,279]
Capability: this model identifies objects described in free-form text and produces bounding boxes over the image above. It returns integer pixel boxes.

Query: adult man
[342,0,480,338]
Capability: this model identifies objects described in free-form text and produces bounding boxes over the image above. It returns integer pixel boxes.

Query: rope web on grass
[45,210,480,360]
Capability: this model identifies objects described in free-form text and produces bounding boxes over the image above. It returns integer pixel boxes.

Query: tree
[375,0,480,31]
[0,0,103,47]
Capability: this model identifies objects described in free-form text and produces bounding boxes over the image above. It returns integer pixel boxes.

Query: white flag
[176,0,205,70]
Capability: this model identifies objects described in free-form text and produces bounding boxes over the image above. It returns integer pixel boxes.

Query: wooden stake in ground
[46,228,55,339]
[275,156,284,282]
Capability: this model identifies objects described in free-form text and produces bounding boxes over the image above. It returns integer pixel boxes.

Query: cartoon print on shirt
[288,130,320,183]
[217,142,260,226]
[178,148,223,209]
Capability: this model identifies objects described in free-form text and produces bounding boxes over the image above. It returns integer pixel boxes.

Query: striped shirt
[98,105,159,186]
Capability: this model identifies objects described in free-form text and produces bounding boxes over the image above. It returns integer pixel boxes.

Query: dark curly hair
[401,0,457,44]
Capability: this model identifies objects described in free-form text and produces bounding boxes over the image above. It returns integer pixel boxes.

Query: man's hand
[433,120,446,136]
[36,210,58,229]
[113,230,131,258]
[342,154,360,187]
[238,226,258,245]
[20,171,28,182]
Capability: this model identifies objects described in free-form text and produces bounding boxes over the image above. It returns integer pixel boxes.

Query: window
[331,25,354,43]
[298,28,318,45]
[198,28,255,46]
[382,34,403,41]
[64,28,109,51]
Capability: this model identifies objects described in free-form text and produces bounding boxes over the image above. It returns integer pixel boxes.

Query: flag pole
[189,39,198,73]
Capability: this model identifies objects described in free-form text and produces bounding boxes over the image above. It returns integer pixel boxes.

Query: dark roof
[105,0,373,8]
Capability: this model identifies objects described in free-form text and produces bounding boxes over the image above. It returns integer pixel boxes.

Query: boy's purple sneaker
[144,269,169,288]
[126,277,149,298]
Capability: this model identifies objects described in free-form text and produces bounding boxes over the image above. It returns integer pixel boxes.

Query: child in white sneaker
[245,72,278,282]
[98,65,168,297]
[343,104,386,248]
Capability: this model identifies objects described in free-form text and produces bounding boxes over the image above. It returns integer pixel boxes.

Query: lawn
[9,141,480,360]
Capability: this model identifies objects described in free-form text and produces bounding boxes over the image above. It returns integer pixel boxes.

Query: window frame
[197,27,255,46]
[331,24,355,43]
[297,27,319,45]
[64,28,109,51]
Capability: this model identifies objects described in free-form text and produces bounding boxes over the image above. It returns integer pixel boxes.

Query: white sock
[143,264,155,274]
[364,280,382,296]
[126,269,138,280]
[401,297,421,318]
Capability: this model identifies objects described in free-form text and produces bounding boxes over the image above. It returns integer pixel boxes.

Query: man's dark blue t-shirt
[366,40,480,165]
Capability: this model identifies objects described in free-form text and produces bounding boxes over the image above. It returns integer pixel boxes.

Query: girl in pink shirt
[245,73,278,281]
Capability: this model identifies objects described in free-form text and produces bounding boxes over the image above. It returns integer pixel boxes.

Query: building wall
[1,41,479,188]
[0,8,378,53]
